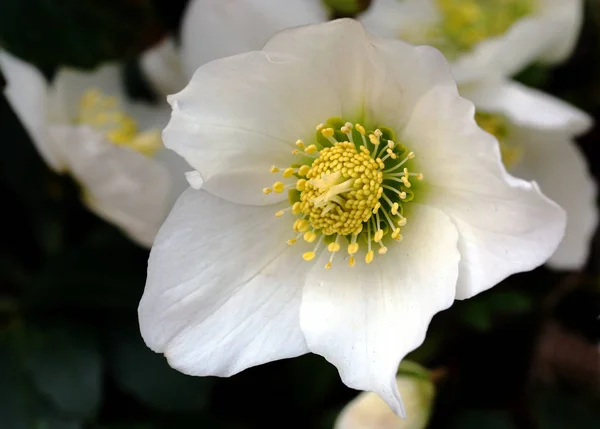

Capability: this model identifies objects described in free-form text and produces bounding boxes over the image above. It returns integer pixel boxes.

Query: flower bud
[334,363,435,429]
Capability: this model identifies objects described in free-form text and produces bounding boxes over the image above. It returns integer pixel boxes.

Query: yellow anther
[344,122,354,130]
[391,203,399,215]
[401,177,411,188]
[287,238,297,245]
[275,210,285,218]
[296,140,305,148]
[283,168,295,178]
[293,219,310,232]
[296,179,307,191]
[374,129,383,138]
[356,124,366,135]
[298,165,310,176]
[273,182,285,193]
[372,202,381,214]
[270,165,280,173]
[365,250,374,264]
[348,242,359,255]
[387,140,395,148]
[416,173,424,181]
[391,229,403,241]
[325,262,332,270]
[263,187,273,195]
[292,202,302,215]
[397,217,407,227]
[305,145,318,155]
[321,128,335,138]
[399,191,407,200]
[369,134,380,145]
[304,231,317,243]
[348,256,356,268]
[341,126,350,134]
[316,123,325,131]
[328,242,341,253]
[374,229,384,242]
[378,246,388,255]
[292,149,300,155]
[303,252,316,261]
[407,152,415,159]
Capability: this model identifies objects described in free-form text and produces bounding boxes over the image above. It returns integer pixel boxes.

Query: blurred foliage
[325,0,372,16]
[1,0,599,428]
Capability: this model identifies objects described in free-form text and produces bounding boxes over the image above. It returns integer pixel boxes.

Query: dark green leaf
[20,325,102,419]
[0,0,160,73]
[0,327,83,429]
[487,291,533,314]
[459,301,493,332]
[109,325,213,412]
[451,410,516,429]
[537,389,600,429]
[0,328,36,429]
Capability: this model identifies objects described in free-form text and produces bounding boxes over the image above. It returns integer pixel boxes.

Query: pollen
[264,119,422,269]
[78,89,162,156]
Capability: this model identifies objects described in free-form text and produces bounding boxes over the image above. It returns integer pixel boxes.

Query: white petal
[366,42,457,132]
[49,125,171,247]
[402,88,566,299]
[139,189,310,376]
[166,19,457,206]
[164,49,340,206]
[140,37,187,97]
[300,204,459,416]
[126,100,171,131]
[511,130,597,270]
[49,65,124,122]
[335,375,434,429]
[360,0,438,40]
[460,79,592,136]
[537,0,584,64]
[451,17,554,83]
[0,51,64,171]
[154,147,191,209]
[185,170,204,189]
[180,0,328,77]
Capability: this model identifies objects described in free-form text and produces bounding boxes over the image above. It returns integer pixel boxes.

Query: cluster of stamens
[405,0,536,58]
[264,119,423,269]
[78,89,162,157]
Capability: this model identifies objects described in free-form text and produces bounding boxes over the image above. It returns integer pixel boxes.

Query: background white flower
[359,0,584,83]
[180,0,329,78]
[0,50,188,247]
[139,19,565,416]
[462,78,597,270]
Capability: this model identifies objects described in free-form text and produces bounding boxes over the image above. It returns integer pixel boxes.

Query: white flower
[180,0,329,78]
[138,19,565,416]
[335,363,435,429]
[0,51,187,247]
[462,78,597,270]
[140,38,188,97]
[359,0,584,83]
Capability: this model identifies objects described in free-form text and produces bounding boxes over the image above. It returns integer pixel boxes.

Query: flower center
[78,89,162,156]
[475,111,523,169]
[439,0,536,53]
[264,118,423,269]
[401,0,536,58]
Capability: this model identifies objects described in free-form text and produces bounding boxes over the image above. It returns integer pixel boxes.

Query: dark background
[0,0,598,428]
